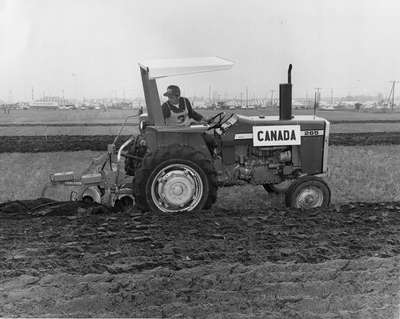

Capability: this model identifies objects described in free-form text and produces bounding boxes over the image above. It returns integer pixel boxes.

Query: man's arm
[161,102,171,119]
[184,98,204,122]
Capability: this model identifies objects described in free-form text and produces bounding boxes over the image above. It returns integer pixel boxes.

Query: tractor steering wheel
[206,112,226,129]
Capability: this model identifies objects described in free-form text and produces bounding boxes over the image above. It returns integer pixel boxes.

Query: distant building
[292,100,306,109]
[29,96,75,109]
[29,101,59,109]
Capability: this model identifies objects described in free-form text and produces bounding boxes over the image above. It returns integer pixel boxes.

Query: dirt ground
[1,199,400,318]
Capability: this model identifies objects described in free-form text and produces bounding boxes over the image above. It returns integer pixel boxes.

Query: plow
[41,116,139,211]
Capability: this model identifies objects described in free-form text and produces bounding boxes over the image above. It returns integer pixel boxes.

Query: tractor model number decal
[301,129,324,136]
[252,125,301,146]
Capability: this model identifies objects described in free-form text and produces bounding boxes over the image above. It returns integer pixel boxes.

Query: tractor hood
[221,114,329,144]
[220,113,330,175]
[236,114,327,125]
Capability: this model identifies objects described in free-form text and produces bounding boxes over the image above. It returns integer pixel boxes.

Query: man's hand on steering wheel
[206,111,225,129]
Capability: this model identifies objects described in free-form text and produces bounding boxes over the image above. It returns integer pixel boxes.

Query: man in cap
[162,85,205,126]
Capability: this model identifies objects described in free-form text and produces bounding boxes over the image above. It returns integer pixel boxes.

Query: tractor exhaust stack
[279,64,293,120]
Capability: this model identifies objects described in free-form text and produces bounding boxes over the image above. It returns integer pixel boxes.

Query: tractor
[124,57,331,213]
[44,57,330,212]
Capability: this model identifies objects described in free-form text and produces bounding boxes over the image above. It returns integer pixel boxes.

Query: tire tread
[134,144,217,212]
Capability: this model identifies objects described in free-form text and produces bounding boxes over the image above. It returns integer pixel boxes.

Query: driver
[162,85,205,126]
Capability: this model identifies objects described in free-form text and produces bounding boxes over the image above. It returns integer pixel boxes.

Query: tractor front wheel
[285,176,330,209]
[134,145,217,213]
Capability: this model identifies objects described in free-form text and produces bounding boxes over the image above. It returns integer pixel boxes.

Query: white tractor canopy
[138,56,234,79]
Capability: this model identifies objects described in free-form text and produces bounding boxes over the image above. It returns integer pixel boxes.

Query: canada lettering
[257,129,297,142]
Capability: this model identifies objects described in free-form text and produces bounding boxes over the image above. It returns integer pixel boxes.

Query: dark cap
[163,85,181,97]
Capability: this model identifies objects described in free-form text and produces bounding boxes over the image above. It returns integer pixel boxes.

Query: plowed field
[1,131,400,153]
[1,200,400,318]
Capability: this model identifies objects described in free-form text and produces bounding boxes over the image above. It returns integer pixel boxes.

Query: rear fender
[144,126,211,158]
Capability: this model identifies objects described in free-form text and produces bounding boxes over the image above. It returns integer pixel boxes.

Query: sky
[1,0,400,101]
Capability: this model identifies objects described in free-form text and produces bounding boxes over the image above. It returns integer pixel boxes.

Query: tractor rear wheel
[285,176,330,209]
[134,145,217,213]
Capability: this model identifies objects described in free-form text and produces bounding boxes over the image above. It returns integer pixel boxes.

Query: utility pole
[270,90,275,107]
[387,81,399,111]
[330,88,334,107]
[263,92,268,107]
[246,86,248,108]
[393,82,396,111]
[314,88,322,108]
[72,73,78,102]
[240,91,243,108]
[306,91,309,109]
[208,85,211,104]
[31,87,34,101]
